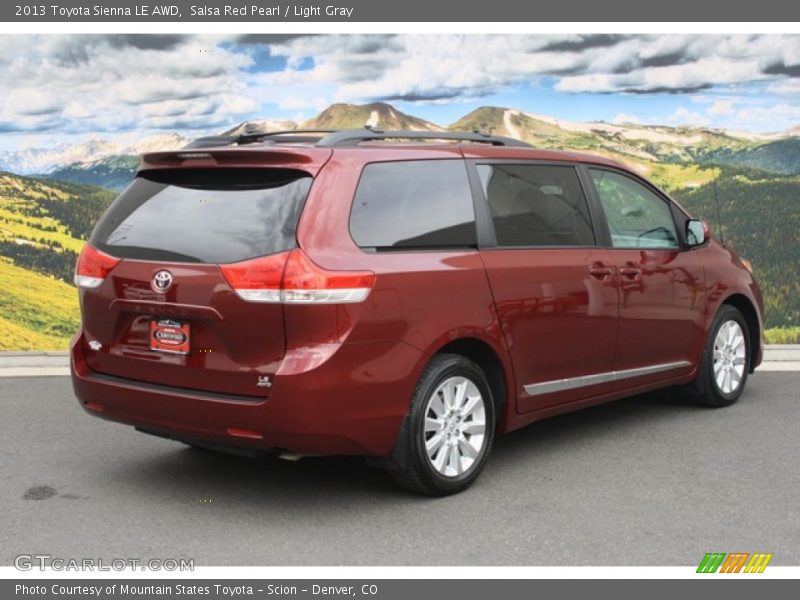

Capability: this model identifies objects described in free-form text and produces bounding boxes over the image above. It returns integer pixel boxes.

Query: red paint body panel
[480,248,619,413]
[71,142,765,457]
[608,248,704,388]
[80,259,285,398]
[699,239,765,368]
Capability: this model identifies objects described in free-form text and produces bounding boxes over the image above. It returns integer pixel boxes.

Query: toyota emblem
[152,270,173,293]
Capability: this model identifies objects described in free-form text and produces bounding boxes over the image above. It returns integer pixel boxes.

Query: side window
[477,163,595,247]
[589,169,679,249]
[350,160,476,249]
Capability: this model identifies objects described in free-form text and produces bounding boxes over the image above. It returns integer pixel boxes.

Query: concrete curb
[0,347,798,377]
[0,352,70,377]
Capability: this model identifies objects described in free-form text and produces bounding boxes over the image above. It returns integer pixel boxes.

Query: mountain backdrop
[1,102,798,350]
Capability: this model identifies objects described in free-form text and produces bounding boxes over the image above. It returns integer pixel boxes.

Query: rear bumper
[70,332,421,456]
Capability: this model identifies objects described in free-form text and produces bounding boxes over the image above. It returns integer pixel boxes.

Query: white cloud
[767,79,800,95]
[667,107,710,127]
[269,34,800,99]
[1,33,800,138]
[3,89,61,117]
[0,34,256,135]
[708,100,735,115]
[277,95,330,111]
[555,58,768,94]
[612,113,643,125]
[734,103,800,131]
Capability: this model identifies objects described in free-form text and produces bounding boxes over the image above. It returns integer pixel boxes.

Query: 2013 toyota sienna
[70,128,764,495]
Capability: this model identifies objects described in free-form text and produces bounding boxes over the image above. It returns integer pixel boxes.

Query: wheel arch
[432,336,515,431]
[720,293,761,373]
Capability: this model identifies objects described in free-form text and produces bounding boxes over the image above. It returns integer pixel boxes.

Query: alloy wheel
[423,376,487,477]
[712,319,747,395]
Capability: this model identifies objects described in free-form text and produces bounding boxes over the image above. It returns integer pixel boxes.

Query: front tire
[391,353,496,496]
[686,305,751,407]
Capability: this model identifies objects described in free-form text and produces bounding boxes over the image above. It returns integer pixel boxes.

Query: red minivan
[71,129,764,495]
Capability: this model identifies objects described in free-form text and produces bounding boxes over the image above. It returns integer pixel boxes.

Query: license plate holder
[149,318,191,355]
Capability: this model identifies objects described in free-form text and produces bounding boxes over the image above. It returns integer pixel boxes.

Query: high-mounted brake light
[176,152,213,160]
[74,244,121,288]
[220,249,375,304]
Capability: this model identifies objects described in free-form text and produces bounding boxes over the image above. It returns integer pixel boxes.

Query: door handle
[589,263,614,281]
[619,266,642,281]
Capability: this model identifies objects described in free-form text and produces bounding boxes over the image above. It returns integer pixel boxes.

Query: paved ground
[0,373,797,566]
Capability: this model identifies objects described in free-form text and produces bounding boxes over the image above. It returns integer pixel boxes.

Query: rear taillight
[218,251,289,303]
[220,249,375,304]
[74,244,121,288]
[282,249,375,303]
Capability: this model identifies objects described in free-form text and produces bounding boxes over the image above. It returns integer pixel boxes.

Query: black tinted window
[350,160,476,249]
[90,168,312,263]
[477,164,595,247]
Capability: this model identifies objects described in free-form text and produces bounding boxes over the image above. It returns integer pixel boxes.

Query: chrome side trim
[523,361,692,396]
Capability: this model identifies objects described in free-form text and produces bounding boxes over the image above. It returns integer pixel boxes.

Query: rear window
[90,168,312,263]
[349,160,476,250]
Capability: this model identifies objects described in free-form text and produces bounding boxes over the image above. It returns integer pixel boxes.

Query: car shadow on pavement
[99,386,705,505]
[495,386,702,455]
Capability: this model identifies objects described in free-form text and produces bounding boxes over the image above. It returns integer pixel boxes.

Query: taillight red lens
[74,244,120,288]
[220,249,375,304]
[282,250,375,303]
[219,251,290,303]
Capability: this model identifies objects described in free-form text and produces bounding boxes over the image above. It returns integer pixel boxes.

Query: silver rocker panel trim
[524,361,693,396]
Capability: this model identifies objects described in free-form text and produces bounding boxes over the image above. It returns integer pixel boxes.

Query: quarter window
[477,164,595,247]
[589,169,679,249]
[350,160,476,249]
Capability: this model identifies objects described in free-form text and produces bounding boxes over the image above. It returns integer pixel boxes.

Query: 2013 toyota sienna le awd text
[70,128,764,495]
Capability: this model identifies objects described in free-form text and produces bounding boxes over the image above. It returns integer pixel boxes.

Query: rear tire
[390,353,496,496]
[685,305,751,407]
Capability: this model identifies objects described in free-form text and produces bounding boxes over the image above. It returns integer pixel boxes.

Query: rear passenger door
[472,162,619,413]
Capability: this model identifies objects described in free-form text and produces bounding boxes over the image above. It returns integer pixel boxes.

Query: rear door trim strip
[523,360,692,396]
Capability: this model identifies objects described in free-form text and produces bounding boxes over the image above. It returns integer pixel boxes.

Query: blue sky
[1,34,799,151]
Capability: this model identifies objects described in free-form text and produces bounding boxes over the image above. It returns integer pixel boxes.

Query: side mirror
[686,219,709,247]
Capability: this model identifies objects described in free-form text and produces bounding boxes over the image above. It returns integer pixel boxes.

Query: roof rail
[183,128,531,150]
[316,128,531,148]
[183,130,337,149]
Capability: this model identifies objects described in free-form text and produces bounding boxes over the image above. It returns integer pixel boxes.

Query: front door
[586,167,705,390]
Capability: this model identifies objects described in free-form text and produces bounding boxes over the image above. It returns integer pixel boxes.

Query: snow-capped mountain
[121,133,190,155]
[0,140,117,175]
[0,133,191,175]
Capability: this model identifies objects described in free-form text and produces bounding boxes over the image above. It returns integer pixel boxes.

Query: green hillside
[0,173,114,349]
[0,173,115,284]
[673,169,800,328]
[695,138,800,175]
[0,258,80,350]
